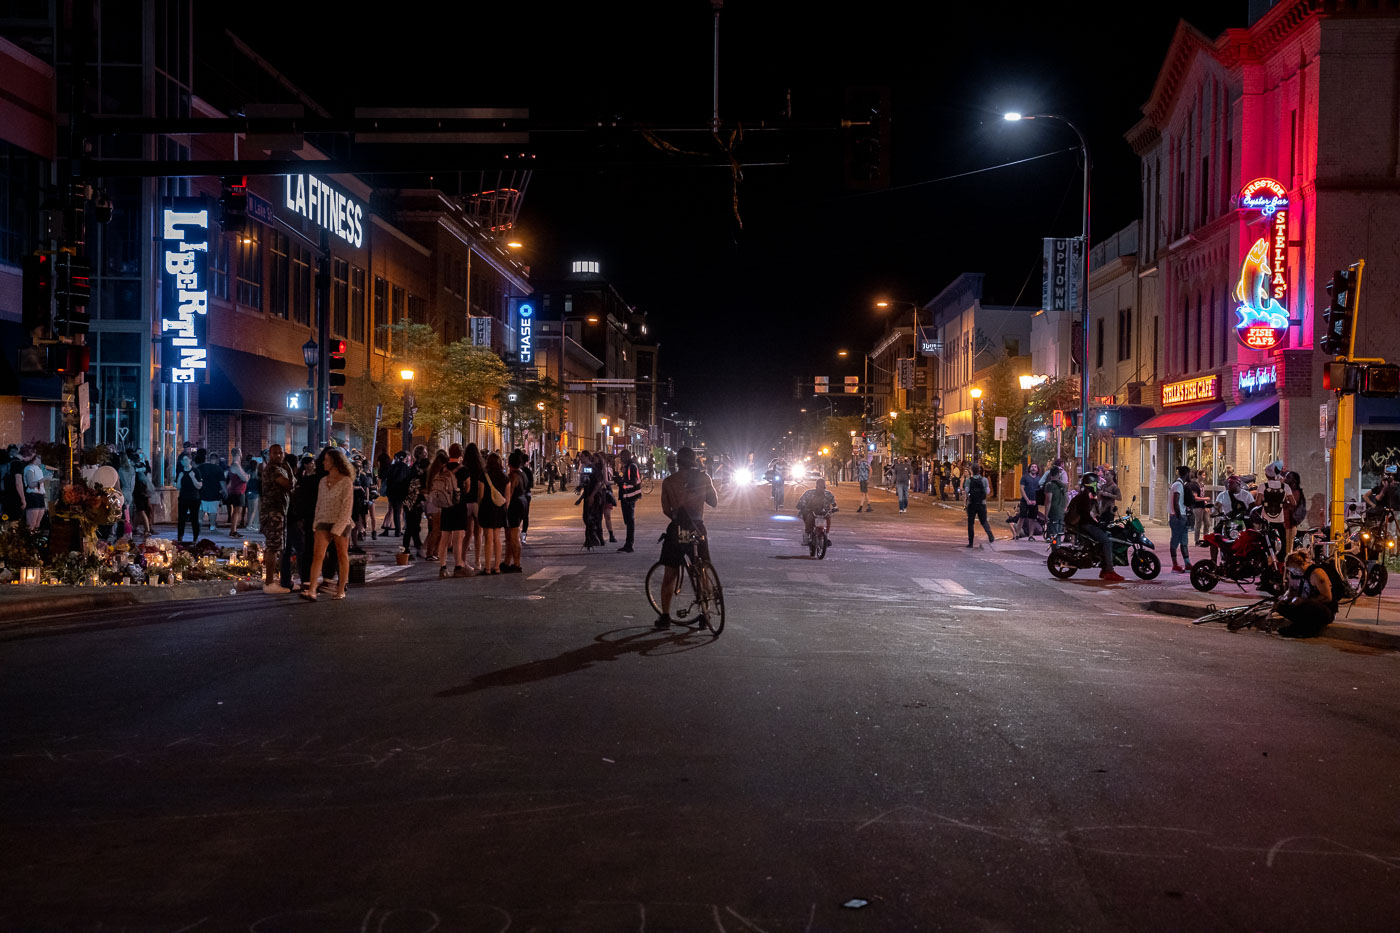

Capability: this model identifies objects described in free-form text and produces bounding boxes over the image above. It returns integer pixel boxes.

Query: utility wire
[842,146,1082,199]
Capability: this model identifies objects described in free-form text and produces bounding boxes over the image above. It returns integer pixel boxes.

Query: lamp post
[536,400,546,465]
[970,386,983,469]
[301,339,318,449]
[399,369,415,455]
[1004,111,1091,471]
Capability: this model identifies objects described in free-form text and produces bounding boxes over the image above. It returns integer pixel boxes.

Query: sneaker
[964,543,974,548]
[653,615,672,629]
[617,545,634,552]
[262,583,291,594]
[1099,570,1126,582]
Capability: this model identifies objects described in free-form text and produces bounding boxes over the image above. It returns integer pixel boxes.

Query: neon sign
[160,198,210,384]
[518,302,534,364]
[1161,374,1219,407]
[283,174,364,248]
[1238,364,1277,397]
[1234,177,1290,353]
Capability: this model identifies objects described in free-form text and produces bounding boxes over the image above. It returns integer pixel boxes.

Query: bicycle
[641,475,656,496]
[644,527,725,635]
[1192,596,1278,632]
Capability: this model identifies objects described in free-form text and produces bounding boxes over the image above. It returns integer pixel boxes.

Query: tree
[976,357,1028,471]
[371,321,511,447]
[1024,375,1081,468]
[819,415,864,461]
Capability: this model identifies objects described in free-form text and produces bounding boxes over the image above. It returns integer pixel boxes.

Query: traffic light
[220,175,248,235]
[48,342,90,375]
[328,339,346,411]
[1362,363,1400,398]
[1321,268,1357,356]
[52,253,91,337]
[1323,361,1361,394]
[21,254,52,337]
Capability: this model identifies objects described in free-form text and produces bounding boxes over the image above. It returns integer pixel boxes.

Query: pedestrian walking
[257,445,294,592]
[616,448,642,551]
[964,464,996,547]
[893,457,911,513]
[302,447,354,601]
[854,454,872,512]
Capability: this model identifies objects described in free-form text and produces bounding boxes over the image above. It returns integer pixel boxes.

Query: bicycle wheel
[693,559,725,636]
[645,561,693,618]
[643,477,655,495]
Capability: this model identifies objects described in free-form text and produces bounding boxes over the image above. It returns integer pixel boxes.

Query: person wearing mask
[279,455,317,594]
[175,453,203,545]
[194,449,224,535]
[616,448,643,552]
[225,448,249,539]
[479,451,509,573]
[1065,472,1124,581]
[301,447,355,601]
[1042,460,1069,543]
[964,464,995,548]
[893,457,911,514]
[1018,462,1042,541]
[423,450,453,563]
[1168,465,1193,573]
[400,445,429,558]
[258,445,295,593]
[1274,549,1338,638]
[1097,467,1122,522]
[1257,463,1290,564]
[1362,462,1400,514]
[576,450,606,550]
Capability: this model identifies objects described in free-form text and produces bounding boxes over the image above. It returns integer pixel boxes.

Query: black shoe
[617,545,633,552]
[609,535,617,543]
[965,543,974,548]
[654,615,672,629]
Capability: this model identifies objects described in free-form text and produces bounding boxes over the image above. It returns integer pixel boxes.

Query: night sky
[230,0,1241,454]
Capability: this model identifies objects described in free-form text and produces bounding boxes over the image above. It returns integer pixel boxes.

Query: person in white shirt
[1168,465,1192,573]
[303,447,355,602]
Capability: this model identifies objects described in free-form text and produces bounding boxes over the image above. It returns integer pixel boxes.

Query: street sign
[815,376,829,394]
[994,417,1007,441]
[1320,403,1328,439]
[844,376,859,394]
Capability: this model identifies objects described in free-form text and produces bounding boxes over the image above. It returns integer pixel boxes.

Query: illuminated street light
[399,368,415,382]
[889,410,898,419]
[1003,112,1023,121]
[1018,374,1049,391]
[506,240,524,249]
[875,300,890,308]
[970,387,983,399]
[837,349,849,357]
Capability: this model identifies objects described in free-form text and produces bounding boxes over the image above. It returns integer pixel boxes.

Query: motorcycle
[1189,511,1283,594]
[1047,500,1161,580]
[802,508,835,559]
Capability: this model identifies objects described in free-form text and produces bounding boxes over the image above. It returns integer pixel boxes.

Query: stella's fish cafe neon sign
[1234,178,1289,353]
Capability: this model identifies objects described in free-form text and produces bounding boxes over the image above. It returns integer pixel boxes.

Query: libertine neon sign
[1234,177,1289,352]
[160,198,210,384]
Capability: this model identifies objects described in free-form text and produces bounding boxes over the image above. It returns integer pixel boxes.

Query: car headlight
[788,467,803,480]
[733,468,752,485]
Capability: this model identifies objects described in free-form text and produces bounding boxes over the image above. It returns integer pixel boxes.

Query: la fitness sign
[283,174,364,248]
[1233,177,1289,352]
[1161,374,1220,407]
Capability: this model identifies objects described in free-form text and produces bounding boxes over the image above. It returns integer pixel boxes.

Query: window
[1194,295,1203,372]
[408,293,426,324]
[1095,320,1105,369]
[235,223,262,310]
[208,233,230,301]
[1118,308,1132,362]
[391,284,406,328]
[350,265,366,343]
[1180,296,1189,374]
[332,258,349,339]
[291,243,312,326]
[373,276,389,351]
[1199,156,1209,227]
[267,229,288,319]
[571,260,600,274]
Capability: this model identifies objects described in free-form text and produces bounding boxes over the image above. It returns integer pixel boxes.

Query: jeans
[1079,521,1114,572]
[620,495,636,547]
[967,503,993,543]
[402,506,423,550]
[280,517,308,589]
[383,497,404,535]
[176,500,200,543]
[896,483,909,510]
[1168,514,1191,563]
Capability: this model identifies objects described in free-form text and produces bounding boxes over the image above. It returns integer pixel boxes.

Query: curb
[0,580,259,622]
[1142,599,1400,650]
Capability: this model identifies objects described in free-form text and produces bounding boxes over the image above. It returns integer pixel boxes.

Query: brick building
[1125,3,1400,522]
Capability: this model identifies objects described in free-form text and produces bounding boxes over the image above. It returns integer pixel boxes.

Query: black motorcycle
[1048,500,1161,580]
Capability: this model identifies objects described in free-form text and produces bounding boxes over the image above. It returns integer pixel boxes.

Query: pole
[1075,128,1092,473]
[315,228,331,449]
[711,1,723,134]
[402,387,414,456]
[998,438,1004,513]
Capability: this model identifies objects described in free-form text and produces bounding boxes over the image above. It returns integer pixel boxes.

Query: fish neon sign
[1234,177,1290,352]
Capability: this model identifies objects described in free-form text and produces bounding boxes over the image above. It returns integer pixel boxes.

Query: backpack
[1308,562,1349,610]
[1261,480,1287,522]
[1288,488,1307,526]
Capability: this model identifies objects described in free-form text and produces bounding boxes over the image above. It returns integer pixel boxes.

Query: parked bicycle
[645,526,725,635]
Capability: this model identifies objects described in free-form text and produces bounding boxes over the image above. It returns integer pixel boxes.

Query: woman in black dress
[437,443,471,577]
[477,451,508,574]
[503,449,528,572]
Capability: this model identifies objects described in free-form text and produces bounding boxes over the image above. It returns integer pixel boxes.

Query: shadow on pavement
[434,626,714,697]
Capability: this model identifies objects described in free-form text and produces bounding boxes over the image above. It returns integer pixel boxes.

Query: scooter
[802,508,836,559]
[1189,510,1284,594]
[1047,499,1160,580]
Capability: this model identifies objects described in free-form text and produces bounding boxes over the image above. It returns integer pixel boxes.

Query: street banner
[844,376,860,394]
[815,376,829,394]
[1042,237,1083,313]
[897,359,914,390]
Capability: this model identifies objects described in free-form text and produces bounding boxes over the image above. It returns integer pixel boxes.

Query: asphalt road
[4,481,1400,932]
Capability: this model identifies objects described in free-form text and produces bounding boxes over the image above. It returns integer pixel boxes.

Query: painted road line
[364,564,412,583]
[786,571,833,585]
[914,578,972,596]
[527,565,586,581]
[947,605,1008,612]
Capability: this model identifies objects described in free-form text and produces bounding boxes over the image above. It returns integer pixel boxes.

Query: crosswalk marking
[528,565,585,581]
[914,577,972,596]
[787,571,832,585]
[855,544,890,553]
[363,564,411,583]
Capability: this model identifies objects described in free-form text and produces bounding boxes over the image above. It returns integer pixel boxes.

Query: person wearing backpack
[963,464,996,548]
[1274,549,1339,638]
[616,448,643,552]
[1258,463,1289,565]
[1283,470,1307,555]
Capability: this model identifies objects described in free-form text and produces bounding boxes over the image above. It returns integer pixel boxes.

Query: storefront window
[1360,429,1400,493]
[1198,436,1214,487]
[1252,429,1278,475]
[97,365,141,448]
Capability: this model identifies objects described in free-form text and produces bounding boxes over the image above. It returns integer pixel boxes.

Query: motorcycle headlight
[733,468,752,485]
[1142,537,1154,549]
[788,466,803,480]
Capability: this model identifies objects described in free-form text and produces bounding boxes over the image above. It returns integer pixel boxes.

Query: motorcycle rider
[796,478,838,547]
[1064,472,1125,582]
[1210,473,1255,563]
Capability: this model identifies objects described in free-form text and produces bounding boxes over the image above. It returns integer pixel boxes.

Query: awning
[1210,395,1279,429]
[199,347,311,415]
[1133,404,1225,436]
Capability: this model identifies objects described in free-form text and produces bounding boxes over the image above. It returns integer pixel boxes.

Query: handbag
[489,477,508,509]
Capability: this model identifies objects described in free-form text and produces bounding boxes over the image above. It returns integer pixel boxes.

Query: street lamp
[970,386,984,468]
[400,369,415,455]
[1004,109,1091,470]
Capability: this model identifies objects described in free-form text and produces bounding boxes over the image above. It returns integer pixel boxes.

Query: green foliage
[975,357,1028,470]
[819,415,864,458]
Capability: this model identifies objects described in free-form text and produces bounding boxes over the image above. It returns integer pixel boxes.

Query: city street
[4,483,1400,931]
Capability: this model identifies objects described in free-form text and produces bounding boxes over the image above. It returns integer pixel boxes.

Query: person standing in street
[302,447,354,601]
[1042,460,1069,543]
[616,448,642,552]
[893,457,911,513]
[225,448,249,538]
[257,445,294,593]
[1168,465,1193,573]
[175,453,202,545]
[1018,462,1042,540]
[854,454,872,512]
[194,449,224,536]
[964,464,995,547]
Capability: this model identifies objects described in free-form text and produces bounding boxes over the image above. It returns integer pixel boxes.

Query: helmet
[1080,472,1099,490]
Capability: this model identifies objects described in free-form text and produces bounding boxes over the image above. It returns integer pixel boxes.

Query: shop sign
[1161,374,1219,407]
[1042,237,1082,312]
[1238,364,1278,397]
[1234,177,1289,353]
[159,198,210,384]
[283,174,365,248]
[517,301,534,364]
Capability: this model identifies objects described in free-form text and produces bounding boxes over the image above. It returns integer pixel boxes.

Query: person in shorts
[854,454,871,512]
[258,445,295,593]
[655,447,718,628]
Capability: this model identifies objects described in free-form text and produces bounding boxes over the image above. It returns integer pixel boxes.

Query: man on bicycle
[796,478,837,546]
[656,447,718,628]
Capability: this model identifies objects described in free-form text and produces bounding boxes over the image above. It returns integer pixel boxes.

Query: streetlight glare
[506,240,523,248]
[837,349,849,357]
[970,387,983,399]
[875,300,890,308]
[1003,112,1023,121]
[889,410,898,419]
[399,369,414,381]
